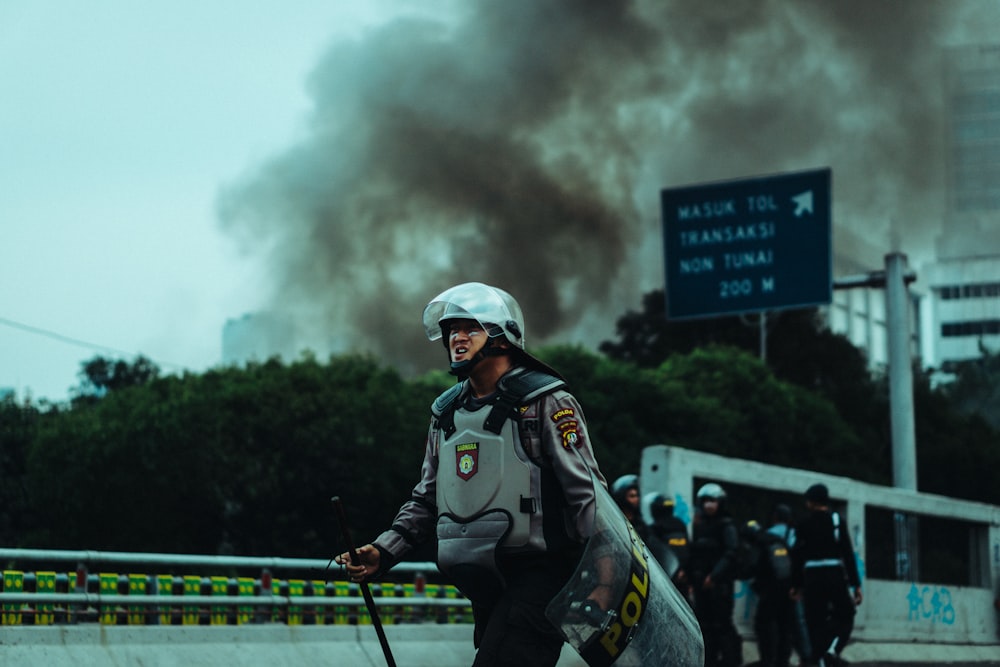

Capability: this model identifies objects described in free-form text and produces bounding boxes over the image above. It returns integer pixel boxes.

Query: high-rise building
[827,227,891,368]
[920,44,1000,372]
[222,312,296,366]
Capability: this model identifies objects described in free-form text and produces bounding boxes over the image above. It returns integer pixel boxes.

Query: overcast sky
[3,1,998,404]
[1,1,434,402]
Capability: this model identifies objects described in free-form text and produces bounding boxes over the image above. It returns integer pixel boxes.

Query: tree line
[1,292,997,559]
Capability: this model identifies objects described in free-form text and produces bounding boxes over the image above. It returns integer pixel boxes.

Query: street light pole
[885,252,918,492]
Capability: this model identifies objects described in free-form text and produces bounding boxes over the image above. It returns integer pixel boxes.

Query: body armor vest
[433,368,565,549]
[437,408,536,546]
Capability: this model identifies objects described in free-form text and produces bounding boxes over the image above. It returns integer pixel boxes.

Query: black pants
[801,566,856,660]
[754,590,794,667]
[469,553,575,667]
[694,581,742,667]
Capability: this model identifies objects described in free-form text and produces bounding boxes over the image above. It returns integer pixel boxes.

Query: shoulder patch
[550,407,575,422]
[558,420,581,449]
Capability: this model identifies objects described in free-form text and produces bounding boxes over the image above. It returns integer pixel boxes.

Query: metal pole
[331,496,397,667]
[759,311,768,363]
[885,252,918,491]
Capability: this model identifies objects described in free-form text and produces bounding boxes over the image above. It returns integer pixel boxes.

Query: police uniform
[689,487,742,667]
[751,524,796,667]
[792,486,861,665]
[372,365,606,667]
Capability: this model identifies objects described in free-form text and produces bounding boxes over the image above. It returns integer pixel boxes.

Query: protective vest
[433,368,564,548]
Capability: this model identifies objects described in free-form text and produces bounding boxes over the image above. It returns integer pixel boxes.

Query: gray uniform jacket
[373,367,607,572]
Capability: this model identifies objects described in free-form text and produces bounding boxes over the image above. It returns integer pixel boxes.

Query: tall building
[920,44,1000,372]
[826,227,892,368]
[222,312,296,366]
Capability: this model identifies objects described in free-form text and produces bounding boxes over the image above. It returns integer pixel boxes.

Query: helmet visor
[422,282,521,343]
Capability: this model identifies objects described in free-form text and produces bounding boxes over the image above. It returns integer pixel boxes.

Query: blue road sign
[661,168,832,320]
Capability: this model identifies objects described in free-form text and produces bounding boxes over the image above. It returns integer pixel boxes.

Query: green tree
[940,343,1000,432]
[536,344,868,483]
[25,354,438,556]
[72,355,161,404]
[599,289,1000,505]
[0,396,41,547]
[913,367,1000,505]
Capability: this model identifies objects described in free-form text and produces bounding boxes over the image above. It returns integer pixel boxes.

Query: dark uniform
[747,521,795,667]
[690,483,742,667]
[792,484,862,666]
[644,492,692,595]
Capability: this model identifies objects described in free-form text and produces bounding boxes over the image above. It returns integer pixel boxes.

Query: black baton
[331,496,397,667]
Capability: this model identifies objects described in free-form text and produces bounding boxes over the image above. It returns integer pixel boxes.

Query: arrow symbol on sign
[791,191,813,217]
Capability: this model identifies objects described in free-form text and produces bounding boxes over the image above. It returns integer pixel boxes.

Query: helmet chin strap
[448,338,507,378]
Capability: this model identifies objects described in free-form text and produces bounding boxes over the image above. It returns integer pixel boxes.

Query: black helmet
[741,519,762,541]
[645,492,676,522]
[805,483,829,504]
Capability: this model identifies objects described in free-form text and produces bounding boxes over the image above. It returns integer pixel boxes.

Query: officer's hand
[702,575,714,590]
[586,584,614,612]
[334,544,380,582]
[853,588,863,606]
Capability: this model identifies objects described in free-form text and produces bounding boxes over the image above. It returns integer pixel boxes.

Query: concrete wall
[640,445,1000,657]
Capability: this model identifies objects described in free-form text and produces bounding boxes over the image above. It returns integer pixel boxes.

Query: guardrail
[0,548,470,627]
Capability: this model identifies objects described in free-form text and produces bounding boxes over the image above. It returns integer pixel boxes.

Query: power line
[0,315,190,371]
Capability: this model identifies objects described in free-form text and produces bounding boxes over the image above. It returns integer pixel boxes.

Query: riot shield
[545,481,704,667]
[645,532,681,580]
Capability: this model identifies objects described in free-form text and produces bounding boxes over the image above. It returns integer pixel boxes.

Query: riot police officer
[689,482,742,667]
[791,483,863,667]
[336,282,608,667]
[611,474,644,530]
[643,492,692,596]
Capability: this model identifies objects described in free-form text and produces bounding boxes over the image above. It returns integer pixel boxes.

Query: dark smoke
[217,0,998,373]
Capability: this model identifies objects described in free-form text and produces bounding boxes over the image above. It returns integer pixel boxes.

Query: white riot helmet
[422,282,525,348]
[696,483,726,502]
[422,282,526,377]
[422,282,565,381]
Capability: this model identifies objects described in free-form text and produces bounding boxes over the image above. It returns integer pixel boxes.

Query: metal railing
[0,547,470,627]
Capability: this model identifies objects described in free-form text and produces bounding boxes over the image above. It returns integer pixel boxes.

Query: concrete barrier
[0,624,588,667]
[4,623,1000,666]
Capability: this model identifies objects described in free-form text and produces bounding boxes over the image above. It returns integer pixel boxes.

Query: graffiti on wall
[907,584,956,625]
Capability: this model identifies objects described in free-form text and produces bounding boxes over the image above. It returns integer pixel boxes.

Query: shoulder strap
[831,511,840,542]
[431,382,465,440]
[482,368,566,434]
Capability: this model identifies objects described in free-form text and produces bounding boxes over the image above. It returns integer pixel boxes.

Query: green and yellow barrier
[333,580,350,625]
[99,573,118,625]
[34,571,56,625]
[156,575,174,625]
[210,576,228,625]
[237,577,254,625]
[310,579,327,625]
[2,571,24,625]
[287,579,304,625]
[128,574,147,625]
[182,575,201,625]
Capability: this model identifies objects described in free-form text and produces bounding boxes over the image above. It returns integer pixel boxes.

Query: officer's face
[701,498,719,516]
[448,319,487,364]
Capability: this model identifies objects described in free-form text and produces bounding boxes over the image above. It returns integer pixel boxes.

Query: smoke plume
[217,0,998,373]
